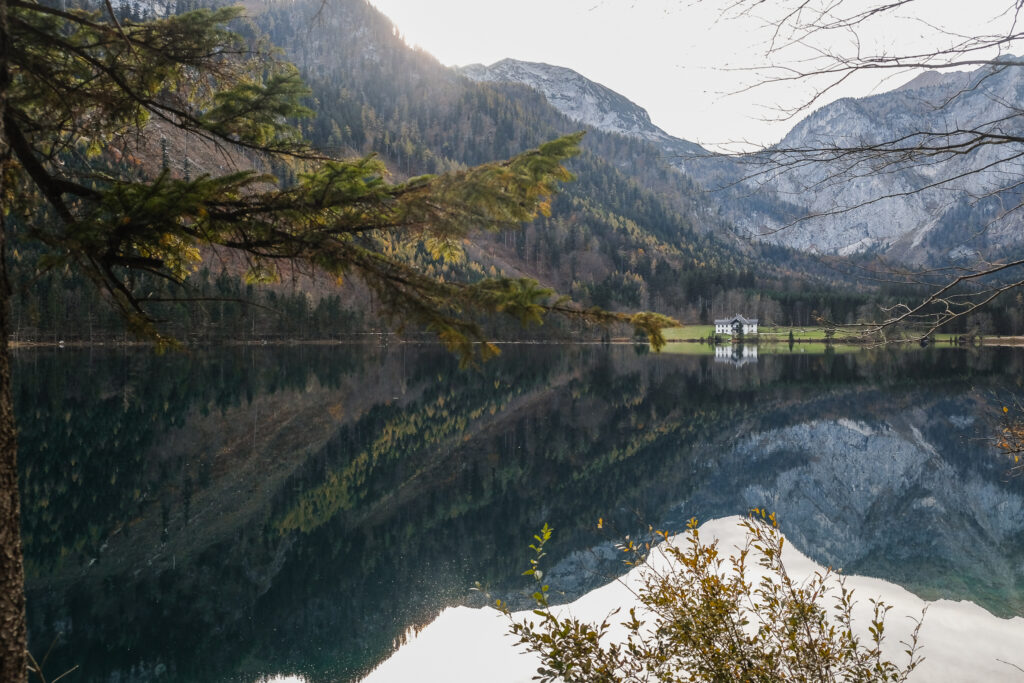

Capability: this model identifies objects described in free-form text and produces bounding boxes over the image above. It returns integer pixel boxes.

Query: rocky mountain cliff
[460,59,706,158]
[465,55,1024,268]
[722,59,1024,264]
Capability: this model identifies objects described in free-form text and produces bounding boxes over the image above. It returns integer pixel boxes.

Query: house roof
[714,314,759,325]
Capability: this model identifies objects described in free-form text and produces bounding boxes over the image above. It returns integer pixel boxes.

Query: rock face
[459,58,706,158]
[723,60,1024,263]
[463,57,1024,266]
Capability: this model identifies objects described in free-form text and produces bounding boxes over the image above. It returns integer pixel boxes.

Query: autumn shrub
[502,512,923,682]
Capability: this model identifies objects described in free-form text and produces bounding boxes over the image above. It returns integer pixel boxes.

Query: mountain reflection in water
[16,344,1024,682]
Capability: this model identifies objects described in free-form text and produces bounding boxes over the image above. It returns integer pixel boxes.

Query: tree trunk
[0,223,26,683]
[0,0,28,677]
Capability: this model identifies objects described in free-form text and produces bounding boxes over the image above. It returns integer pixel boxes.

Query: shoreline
[11,335,1024,350]
[6,336,643,350]
[663,335,1024,347]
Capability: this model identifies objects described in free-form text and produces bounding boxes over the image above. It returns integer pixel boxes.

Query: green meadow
[662,324,963,344]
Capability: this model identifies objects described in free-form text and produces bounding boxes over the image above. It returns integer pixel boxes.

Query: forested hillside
[13,0,1005,342]
[252,0,827,318]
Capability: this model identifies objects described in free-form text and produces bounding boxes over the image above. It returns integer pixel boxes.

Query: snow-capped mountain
[459,58,706,159]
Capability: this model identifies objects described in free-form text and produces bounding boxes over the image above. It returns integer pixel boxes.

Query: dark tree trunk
[0,0,28,678]
[0,221,26,683]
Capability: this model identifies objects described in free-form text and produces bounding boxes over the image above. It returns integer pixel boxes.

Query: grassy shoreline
[660,324,1024,346]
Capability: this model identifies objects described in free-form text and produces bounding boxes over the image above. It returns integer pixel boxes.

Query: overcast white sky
[366,0,1021,150]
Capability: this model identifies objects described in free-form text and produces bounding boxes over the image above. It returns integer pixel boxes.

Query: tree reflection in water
[15,344,1024,682]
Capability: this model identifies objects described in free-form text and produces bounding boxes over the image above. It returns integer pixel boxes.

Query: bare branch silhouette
[694,0,1024,334]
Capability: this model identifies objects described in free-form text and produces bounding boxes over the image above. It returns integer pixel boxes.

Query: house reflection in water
[714,344,758,367]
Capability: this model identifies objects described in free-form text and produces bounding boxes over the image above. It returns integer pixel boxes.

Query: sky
[366,0,1022,150]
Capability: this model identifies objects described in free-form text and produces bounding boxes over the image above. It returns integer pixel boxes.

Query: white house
[714,314,758,336]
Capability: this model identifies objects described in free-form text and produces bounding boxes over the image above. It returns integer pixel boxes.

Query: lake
[16,343,1024,682]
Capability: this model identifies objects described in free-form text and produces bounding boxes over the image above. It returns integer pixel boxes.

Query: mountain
[459,59,707,159]
[241,0,853,323]
[701,60,1024,265]
[460,53,1024,270]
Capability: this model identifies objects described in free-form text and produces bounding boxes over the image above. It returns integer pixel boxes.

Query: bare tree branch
[695,0,1024,334]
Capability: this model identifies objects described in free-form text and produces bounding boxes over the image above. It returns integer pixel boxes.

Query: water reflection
[714,343,757,366]
[16,344,1024,682]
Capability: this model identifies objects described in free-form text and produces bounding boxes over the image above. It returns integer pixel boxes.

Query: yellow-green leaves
[628,312,678,351]
[243,262,279,285]
[507,515,923,683]
[423,236,466,265]
[521,523,554,609]
[199,66,312,148]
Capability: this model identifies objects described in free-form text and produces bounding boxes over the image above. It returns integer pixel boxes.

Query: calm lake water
[16,344,1024,682]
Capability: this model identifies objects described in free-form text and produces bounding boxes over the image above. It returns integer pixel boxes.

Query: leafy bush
[502,513,923,682]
